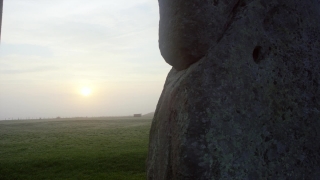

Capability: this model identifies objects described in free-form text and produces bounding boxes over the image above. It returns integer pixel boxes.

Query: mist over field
[0,116,152,179]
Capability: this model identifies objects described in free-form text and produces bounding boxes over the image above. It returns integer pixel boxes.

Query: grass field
[0,116,152,180]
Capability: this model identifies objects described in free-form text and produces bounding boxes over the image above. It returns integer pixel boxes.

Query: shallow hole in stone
[253,46,262,63]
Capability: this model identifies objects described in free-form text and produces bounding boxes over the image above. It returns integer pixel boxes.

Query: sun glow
[80,87,92,96]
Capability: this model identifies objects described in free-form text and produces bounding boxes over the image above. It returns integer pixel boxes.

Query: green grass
[0,117,151,180]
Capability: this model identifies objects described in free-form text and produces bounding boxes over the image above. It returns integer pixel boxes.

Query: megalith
[147,0,320,179]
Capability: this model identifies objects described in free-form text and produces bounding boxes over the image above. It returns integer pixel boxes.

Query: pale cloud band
[0,0,171,120]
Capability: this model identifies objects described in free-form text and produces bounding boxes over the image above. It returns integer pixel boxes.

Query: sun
[80,87,92,96]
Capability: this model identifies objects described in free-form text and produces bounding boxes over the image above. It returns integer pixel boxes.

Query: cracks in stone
[253,46,262,63]
[213,0,219,6]
[216,0,243,43]
[165,109,176,179]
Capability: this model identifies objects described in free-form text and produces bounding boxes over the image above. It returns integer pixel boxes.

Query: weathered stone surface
[159,0,242,71]
[147,0,320,179]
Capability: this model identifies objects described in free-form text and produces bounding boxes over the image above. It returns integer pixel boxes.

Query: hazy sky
[0,0,171,120]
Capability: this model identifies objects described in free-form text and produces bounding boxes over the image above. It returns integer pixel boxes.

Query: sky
[0,0,171,120]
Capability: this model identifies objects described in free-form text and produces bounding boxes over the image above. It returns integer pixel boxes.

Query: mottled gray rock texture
[147,0,320,179]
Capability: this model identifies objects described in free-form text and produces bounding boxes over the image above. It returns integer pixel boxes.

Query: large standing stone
[147,0,320,179]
